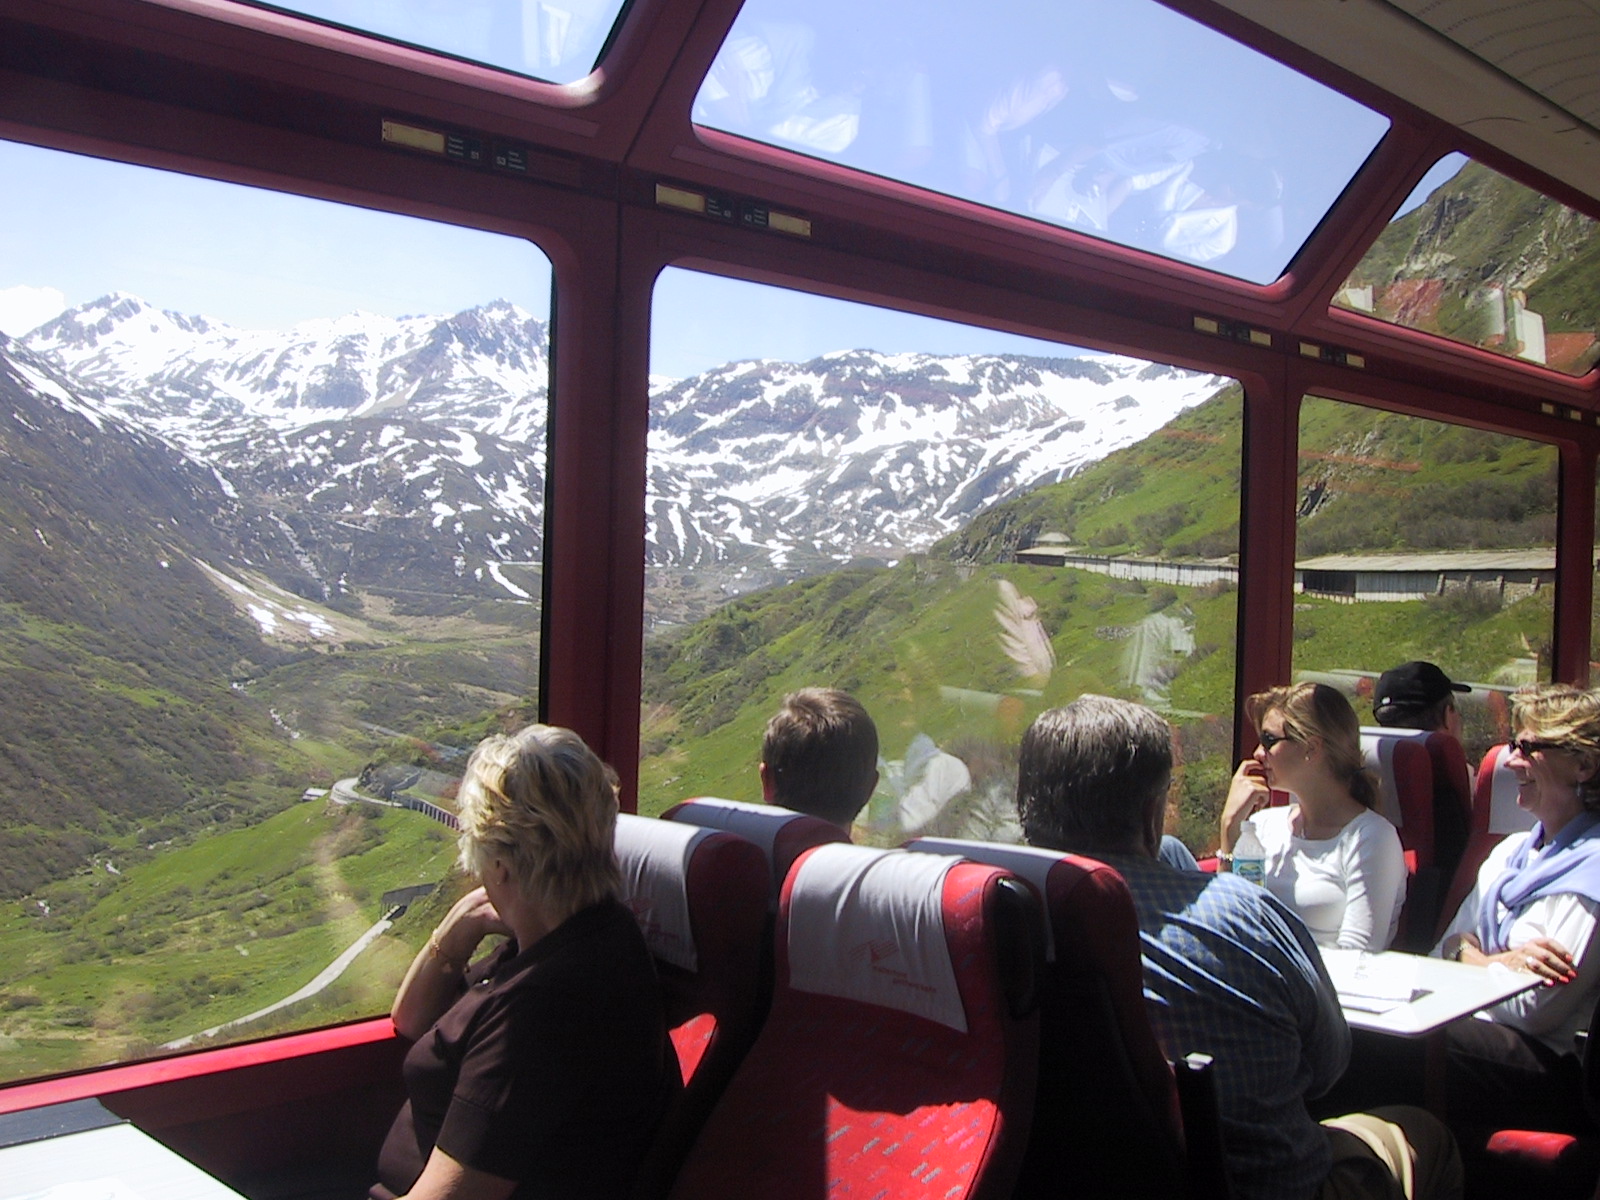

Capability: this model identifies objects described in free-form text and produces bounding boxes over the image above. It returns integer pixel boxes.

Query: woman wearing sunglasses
[1434,684,1600,1139]
[1218,681,1407,950]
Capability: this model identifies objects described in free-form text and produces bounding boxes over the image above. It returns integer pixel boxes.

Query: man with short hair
[760,688,879,832]
[1017,695,1461,1200]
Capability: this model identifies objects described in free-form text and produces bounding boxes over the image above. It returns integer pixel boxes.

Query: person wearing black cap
[1374,661,1473,918]
[1373,661,1470,740]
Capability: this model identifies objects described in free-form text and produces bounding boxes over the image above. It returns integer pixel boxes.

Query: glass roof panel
[239,0,628,83]
[1334,154,1600,376]
[692,0,1389,284]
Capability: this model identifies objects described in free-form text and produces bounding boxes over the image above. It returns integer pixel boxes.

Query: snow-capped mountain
[648,350,1225,568]
[16,293,1229,601]
[24,294,550,449]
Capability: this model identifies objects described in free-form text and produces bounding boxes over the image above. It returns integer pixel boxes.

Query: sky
[0,139,551,335]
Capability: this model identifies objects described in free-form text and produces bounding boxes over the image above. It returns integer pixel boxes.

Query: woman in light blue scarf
[1436,684,1600,1142]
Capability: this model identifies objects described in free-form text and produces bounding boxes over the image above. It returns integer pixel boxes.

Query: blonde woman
[371,725,677,1200]
[1219,682,1406,950]
[1435,684,1600,1140]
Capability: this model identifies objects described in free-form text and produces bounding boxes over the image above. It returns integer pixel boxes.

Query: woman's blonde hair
[456,724,620,921]
[1247,682,1380,810]
[1512,684,1600,812]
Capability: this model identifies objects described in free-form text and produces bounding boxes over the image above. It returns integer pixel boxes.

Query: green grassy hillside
[1296,397,1556,555]
[0,799,456,1081]
[641,554,1553,848]
[644,379,1560,855]
[939,384,1243,564]
[939,383,1555,566]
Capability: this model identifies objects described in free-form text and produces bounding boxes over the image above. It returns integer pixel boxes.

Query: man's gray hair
[1017,695,1173,855]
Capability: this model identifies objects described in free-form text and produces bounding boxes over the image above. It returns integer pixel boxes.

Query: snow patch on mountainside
[19,292,1230,584]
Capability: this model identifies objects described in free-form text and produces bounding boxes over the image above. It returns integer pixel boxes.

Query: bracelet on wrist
[428,932,468,973]
[1216,852,1233,872]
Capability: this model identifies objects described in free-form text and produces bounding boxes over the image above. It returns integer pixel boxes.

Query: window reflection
[643,271,1241,853]
[694,0,1387,283]
[245,0,624,83]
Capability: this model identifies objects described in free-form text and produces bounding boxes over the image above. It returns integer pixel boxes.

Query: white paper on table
[12,1179,147,1200]
[1322,948,1428,1013]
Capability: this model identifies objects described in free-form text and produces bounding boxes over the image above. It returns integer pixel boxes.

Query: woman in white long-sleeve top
[1436,684,1600,1139]
[1219,682,1407,951]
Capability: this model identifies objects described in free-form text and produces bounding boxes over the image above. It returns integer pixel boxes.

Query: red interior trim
[0,1018,397,1116]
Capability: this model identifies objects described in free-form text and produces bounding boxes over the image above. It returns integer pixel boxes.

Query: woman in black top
[372,725,678,1200]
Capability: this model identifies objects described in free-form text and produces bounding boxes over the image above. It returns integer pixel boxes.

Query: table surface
[1322,948,1543,1037]
[0,1120,249,1200]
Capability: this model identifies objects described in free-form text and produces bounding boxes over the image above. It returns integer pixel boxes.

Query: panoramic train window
[235,0,628,83]
[1290,395,1557,762]
[640,269,1243,852]
[692,0,1388,284]
[1334,153,1600,376]
[0,139,551,1083]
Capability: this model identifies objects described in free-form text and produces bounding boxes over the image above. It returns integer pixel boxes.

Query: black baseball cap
[1375,661,1470,708]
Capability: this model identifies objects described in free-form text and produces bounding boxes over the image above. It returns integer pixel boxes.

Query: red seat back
[614,814,769,1199]
[668,844,1040,1200]
[1419,729,1474,879]
[1481,988,1600,1197]
[1361,729,1437,948]
[905,838,1191,1199]
[661,797,849,904]
[1434,744,1536,944]
[1360,728,1436,867]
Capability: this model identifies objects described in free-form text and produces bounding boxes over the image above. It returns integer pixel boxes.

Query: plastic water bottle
[1233,818,1266,886]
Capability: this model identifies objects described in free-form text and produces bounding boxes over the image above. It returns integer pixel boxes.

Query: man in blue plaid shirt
[1016,695,1460,1200]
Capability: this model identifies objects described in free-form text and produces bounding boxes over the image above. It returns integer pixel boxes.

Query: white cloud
[0,285,67,337]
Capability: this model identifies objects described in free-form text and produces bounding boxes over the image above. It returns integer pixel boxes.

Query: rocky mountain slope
[0,339,294,893]
[18,295,1229,595]
[1342,159,1600,372]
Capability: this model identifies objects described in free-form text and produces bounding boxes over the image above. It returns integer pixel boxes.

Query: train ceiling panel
[1393,0,1600,131]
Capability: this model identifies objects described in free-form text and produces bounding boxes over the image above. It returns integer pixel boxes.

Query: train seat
[1419,730,1475,881]
[1360,729,1437,868]
[666,844,1041,1200]
[1434,744,1537,944]
[660,796,849,904]
[904,837,1205,1199]
[1478,989,1600,1200]
[1360,729,1437,949]
[614,814,770,1200]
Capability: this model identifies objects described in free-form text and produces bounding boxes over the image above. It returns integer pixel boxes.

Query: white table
[0,1112,248,1200]
[1322,948,1543,1037]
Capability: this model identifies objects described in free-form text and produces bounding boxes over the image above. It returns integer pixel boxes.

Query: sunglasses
[1259,731,1294,751]
[1513,737,1567,758]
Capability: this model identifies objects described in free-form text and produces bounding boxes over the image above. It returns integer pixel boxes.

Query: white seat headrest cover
[671,797,800,865]
[1360,729,1424,828]
[787,844,967,1033]
[615,813,710,972]
[908,838,1063,963]
[1487,745,1537,835]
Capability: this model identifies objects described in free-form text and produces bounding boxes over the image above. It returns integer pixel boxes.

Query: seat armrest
[1174,1052,1231,1200]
